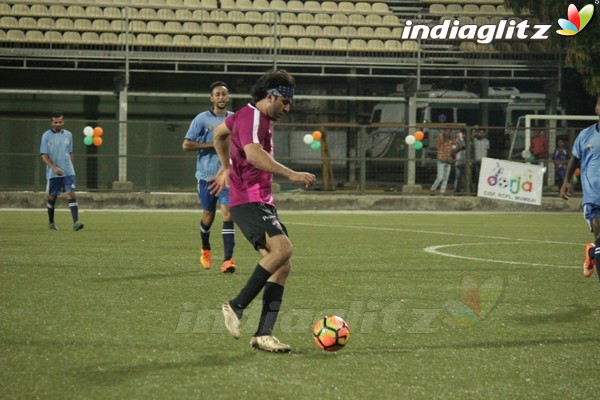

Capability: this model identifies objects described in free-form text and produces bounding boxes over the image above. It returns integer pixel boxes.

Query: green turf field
[1,210,598,399]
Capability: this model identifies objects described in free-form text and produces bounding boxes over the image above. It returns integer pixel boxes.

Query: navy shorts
[47,176,76,196]
[583,203,600,232]
[197,180,229,212]
[230,203,288,250]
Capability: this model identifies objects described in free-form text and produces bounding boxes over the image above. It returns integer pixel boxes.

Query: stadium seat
[220,0,236,9]
[7,30,25,41]
[157,9,175,20]
[459,42,477,52]
[183,22,201,33]
[368,39,385,51]
[67,6,86,18]
[207,35,226,47]
[306,25,322,37]
[253,0,270,10]
[139,9,158,19]
[0,4,9,15]
[200,0,217,8]
[280,13,296,24]
[202,22,218,34]
[236,23,253,35]
[512,42,528,53]
[474,17,490,26]
[92,19,112,32]
[1,17,18,29]
[321,2,338,12]
[11,4,29,15]
[429,4,445,15]
[254,24,271,36]
[262,36,277,48]
[402,40,419,51]
[149,0,166,6]
[25,30,44,42]
[463,5,479,15]
[245,11,263,23]
[130,21,147,32]
[56,19,75,31]
[289,25,306,36]
[476,43,494,52]
[44,31,62,43]
[332,38,348,51]
[74,19,93,31]
[270,0,287,11]
[480,5,497,14]
[30,5,49,16]
[118,33,135,44]
[350,39,369,51]
[372,3,390,13]
[357,27,374,38]
[315,38,332,50]
[165,21,183,32]
[287,1,304,11]
[494,42,512,52]
[62,31,82,44]
[304,1,321,12]
[384,40,401,51]
[167,0,185,6]
[87,7,104,18]
[280,37,297,49]
[382,15,399,26]
[38,18,56,30]
[104,7,123,19]
[349,15,366,26]
[49,6,67,17]
[355,3,372,13]
[446,5,463,14]
[210,9,228,21]
[192,10,210,21]
[331,14,348,26]
[244,36,262,48]
[111,20,127,31]
[314,14,331,25]
[228,10,245,22]
[374,27,392,38]
[340,26,357,37]
[19,17,37,30]
[297,37,314,49]
[100,32,119,44]
[323,26,339,38]
[82,32,100,43]
[191,34,208,46]
[137,33,155,45]
[184,0,202,7]
[366,15,383,26]
[175,9,193,20]
[297,13,314,24]
[219,23,236,35]
[338,2,355,13]
[155,34,173,45]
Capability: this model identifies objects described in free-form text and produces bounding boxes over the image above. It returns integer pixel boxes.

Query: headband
[266,86,295,100]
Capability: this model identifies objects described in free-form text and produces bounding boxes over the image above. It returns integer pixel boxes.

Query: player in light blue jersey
[560,96,600,278]
[183,81,236,273]
[40,112,84,231]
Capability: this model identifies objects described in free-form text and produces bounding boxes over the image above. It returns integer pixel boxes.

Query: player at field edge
[183,81,237,273]
[209,69,316,352]
[40,112,84,231]
[560,96,600,279]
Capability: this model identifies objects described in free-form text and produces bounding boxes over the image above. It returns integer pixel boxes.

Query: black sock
[255,282,284,336]
[230,264,272,318]
[595,238,600,280]
[222,221,235,260]
[200,222,211,250]
[47,199,56,223]
[68,198,79,223]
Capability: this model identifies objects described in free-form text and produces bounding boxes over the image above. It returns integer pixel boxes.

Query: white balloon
[303,134,314,144]
[405,135,416,145]
[83,126,94,136]
[521,149,531,159]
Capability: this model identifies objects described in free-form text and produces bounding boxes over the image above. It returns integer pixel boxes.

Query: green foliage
[1,210,599,399]
[505,0,600,96]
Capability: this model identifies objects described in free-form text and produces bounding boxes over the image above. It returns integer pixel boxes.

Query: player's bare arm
[244,143,315,187]
[182,138,214,152]
[559,156,579,200]
[41,154,64,176]
[208,122,232,195]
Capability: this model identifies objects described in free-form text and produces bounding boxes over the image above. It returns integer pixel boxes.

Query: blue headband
[266,86,295,100]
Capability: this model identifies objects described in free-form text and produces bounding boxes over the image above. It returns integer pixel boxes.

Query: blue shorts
[47,176,76,196]
[583,203,600,232]
[197,180,229,211]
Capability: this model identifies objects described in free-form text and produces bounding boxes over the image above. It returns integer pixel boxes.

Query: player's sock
[230,264,271,318]
[200,222,211,250]
[255,282,284,336]
[68,198,79,222]
[222,221,235,260]
[594,238,600,279]
[47,199,56,223]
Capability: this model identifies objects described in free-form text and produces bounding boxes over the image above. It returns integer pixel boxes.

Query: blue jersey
[40,129,75,179]
[572,122,600,206]
[185,109,233,181]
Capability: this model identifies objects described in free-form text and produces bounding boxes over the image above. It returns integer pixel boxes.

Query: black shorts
[231,203,288,250]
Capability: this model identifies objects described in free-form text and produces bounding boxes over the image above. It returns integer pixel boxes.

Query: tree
[505,0,600,96]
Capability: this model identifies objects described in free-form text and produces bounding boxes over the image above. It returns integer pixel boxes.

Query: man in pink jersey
[210,70,316,352]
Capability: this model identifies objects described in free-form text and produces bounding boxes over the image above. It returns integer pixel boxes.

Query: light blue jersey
[185,110,233,181]
[40,129,75,179]
[572,122,600,206]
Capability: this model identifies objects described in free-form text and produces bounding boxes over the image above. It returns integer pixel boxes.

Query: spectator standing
[430,128,454,195]
[472,127,490,192]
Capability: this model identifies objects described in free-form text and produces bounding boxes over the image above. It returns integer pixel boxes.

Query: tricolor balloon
[83,126,104,147]
[303,131,323,151]
[405,130,424,150]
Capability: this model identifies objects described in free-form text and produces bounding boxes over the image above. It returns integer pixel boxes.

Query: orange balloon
[414,130,424,141]
[93,127,103,137]
[574,168,580,177]
[312,131,322,141]
[93,136,103,146]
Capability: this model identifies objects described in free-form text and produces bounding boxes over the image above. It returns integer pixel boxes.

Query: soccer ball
[313,315,350,351]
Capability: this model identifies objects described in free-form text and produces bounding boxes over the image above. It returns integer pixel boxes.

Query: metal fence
[0,116,589,194]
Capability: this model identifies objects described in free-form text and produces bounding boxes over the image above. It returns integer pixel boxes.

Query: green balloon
[84,136,93,146]
[571,176,579,185]
[412,141,423,150]
[310,140,321,151]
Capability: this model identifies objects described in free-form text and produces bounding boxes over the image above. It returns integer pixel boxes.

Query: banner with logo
[477,157,544,205]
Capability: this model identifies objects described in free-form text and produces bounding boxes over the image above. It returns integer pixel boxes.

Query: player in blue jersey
[40,112,84,231]
[560,96,600,278]
[183,81,236,273]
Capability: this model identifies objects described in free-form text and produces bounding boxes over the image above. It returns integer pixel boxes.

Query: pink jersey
[225,103,275,207]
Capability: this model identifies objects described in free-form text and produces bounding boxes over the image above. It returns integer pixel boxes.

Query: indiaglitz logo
[557,3,595,36]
